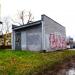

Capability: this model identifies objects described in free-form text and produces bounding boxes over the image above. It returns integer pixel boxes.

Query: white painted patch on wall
[21,31,26,50]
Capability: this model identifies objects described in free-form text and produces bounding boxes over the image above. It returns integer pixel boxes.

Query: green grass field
[0,49,75,75]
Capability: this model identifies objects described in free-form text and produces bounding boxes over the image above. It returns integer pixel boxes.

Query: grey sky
[1,0,75,39]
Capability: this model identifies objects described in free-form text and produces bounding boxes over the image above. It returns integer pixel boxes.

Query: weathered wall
[26,25,42,51]
[12,30,15,50]
[42,15,66,51]
[20,25,42,51]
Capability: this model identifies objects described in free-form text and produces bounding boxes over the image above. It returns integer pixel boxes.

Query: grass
[0,49,75,75]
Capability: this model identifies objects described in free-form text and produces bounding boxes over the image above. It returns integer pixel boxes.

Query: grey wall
[42,15,66,51]
[14,25,42,51]
[12,30,15,50]
[26,25,42,51]
[42,15,66,36]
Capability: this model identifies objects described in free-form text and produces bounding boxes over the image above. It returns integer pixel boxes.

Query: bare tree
[1,17,12,46]
[19,10,24,25]
[27,11,34,23]
[3,17,11,34]
[14,10,34,25]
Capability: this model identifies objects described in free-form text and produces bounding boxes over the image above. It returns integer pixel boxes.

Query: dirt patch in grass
[36,55,75,75]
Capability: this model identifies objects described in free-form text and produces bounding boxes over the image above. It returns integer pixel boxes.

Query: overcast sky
[1,0,75,39]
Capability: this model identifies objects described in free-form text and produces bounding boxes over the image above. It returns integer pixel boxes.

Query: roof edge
[12,20,42,30]
[41,14,65,28]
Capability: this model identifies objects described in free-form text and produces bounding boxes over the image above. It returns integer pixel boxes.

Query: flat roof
[12,20,42,30]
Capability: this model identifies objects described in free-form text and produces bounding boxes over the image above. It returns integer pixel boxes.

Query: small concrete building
[12,14,66,51]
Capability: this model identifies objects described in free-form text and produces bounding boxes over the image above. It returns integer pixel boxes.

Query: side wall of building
[42,15,66,51]
[13,24,42,51]
[12,30,15,50]
[25,25,42,51]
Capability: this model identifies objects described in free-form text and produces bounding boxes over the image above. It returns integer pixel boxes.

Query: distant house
[4,33,11,46]
[0,33,11,48]
[67,37,74,49]
[12,14,66,51]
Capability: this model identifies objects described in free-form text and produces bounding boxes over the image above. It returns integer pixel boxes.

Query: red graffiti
[49,33,66,49]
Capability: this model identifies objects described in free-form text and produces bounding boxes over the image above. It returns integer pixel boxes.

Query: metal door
[15,32,21,50]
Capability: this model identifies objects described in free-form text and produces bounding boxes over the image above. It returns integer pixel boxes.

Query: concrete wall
[14,24,42,51]
[26,25,42,51]
[42,15,66,51]
[12,30,15,50]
